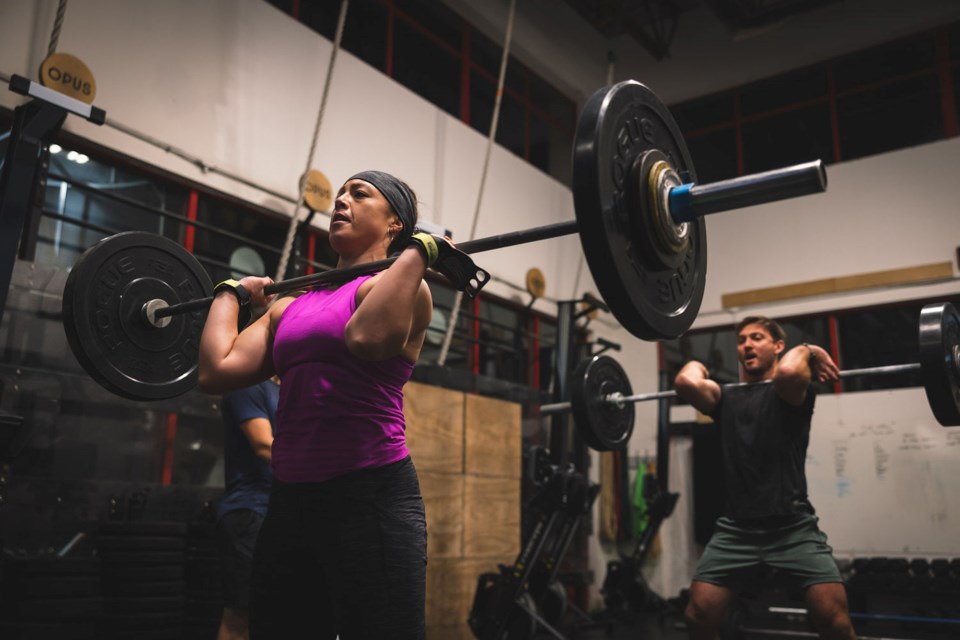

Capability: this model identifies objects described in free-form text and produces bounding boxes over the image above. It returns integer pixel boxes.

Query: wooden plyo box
[404,383,521,639]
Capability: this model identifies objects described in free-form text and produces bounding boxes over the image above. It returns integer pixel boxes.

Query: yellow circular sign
[302,169,333,212]
[525,267,546,299]
[39,52,96,104]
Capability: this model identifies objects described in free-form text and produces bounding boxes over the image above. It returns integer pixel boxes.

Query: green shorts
[693,513,842,591]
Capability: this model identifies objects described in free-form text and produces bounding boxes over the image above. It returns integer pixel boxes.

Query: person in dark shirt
[674,316,856,640]
[216,376,279,640]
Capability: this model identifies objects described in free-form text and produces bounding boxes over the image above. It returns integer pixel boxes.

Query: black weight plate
[0,622,98,640]
[184,599,224,620]
[105,595,185,614]
[17,575,101,598]
[929,559,950,577]
[97,550,185,565]
[570,355,635,451]
[100,628,183,640]
[103,579,184,597]
[2,557,100,577]
[98,536,186,551]
[103,563,185,582]
[99,521,188,537]
[62,231,212,401]
[185,555,221,572]
[15,596,104,619]
[573,80,706,340]
[918,302,960,427]
[101,611,184,636]
[102,611,183,625]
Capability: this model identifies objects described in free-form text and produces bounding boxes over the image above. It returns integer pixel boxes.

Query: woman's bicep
[200,314,274,393]
[411,282,433,336]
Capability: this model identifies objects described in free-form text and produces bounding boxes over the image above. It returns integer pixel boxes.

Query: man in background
[675,317,856,640]
[216,376,279,640]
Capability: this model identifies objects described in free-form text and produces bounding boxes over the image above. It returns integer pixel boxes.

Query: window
[283,0,390,71]
[418,284,558,398]
[671,91,738,183]
[0,138,315,490]
[950,21,960,60]
[476,300,525,384]
[662,326,740,387]
[837,75,943,160]
[671,91,736,132]
[670,23,958,182]
[742,104,833,174]
[685,129,738,184]
[740,66,828,116]
[392,17,461,117]
[832,33,935,90]
[266,0,577,184]
[395,0,462,49]
[41,146,189,269]
[954,66,960,126]
[494,91,527,158]
[836,305,925,392]
[193,197,290,284]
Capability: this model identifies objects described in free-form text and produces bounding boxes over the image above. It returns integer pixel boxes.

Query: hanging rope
[275,0,350,282]
[437,0,517,366]
[46,0,69,57]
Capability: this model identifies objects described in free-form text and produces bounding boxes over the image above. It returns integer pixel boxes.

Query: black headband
[347,170,417,254]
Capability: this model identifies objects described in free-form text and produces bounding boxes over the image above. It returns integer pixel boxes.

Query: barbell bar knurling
[151,161,826,322]
[539,361,923,415]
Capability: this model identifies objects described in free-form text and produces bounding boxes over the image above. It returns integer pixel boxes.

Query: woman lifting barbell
[199,170,462,640]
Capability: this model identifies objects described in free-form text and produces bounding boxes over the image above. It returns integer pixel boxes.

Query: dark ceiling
[560,0,839,60]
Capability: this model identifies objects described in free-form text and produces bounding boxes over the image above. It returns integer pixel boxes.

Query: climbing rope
[275,0,350,282]
[46,0,69,57]
[437,0,516,365]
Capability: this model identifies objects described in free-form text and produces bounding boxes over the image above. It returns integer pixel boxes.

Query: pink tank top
[271,275,415,482]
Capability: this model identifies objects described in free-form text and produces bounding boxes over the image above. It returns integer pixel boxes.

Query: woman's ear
[389,214,404,237]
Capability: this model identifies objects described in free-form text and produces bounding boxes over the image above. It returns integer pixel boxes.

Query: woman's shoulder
[268,292,304,327]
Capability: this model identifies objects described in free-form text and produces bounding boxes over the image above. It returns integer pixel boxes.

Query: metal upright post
[656,370,671,493]
[549,300,577,467]
[0,99,67,322]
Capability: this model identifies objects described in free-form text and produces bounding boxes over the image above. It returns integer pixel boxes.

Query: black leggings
[249,456,427,640]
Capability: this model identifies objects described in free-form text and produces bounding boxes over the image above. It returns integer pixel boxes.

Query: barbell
[537,301,960,451]
[61,80,829,401]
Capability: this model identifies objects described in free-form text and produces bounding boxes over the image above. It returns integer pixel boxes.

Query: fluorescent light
[49,144,62,154]
[66,150,78,161]
[75,154,89,164]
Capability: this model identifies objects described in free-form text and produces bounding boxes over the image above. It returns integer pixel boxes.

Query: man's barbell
[61,80,828,402]
[540,302,960,451]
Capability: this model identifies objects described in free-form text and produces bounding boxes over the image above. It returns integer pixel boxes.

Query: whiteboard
[806,387,960,557]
